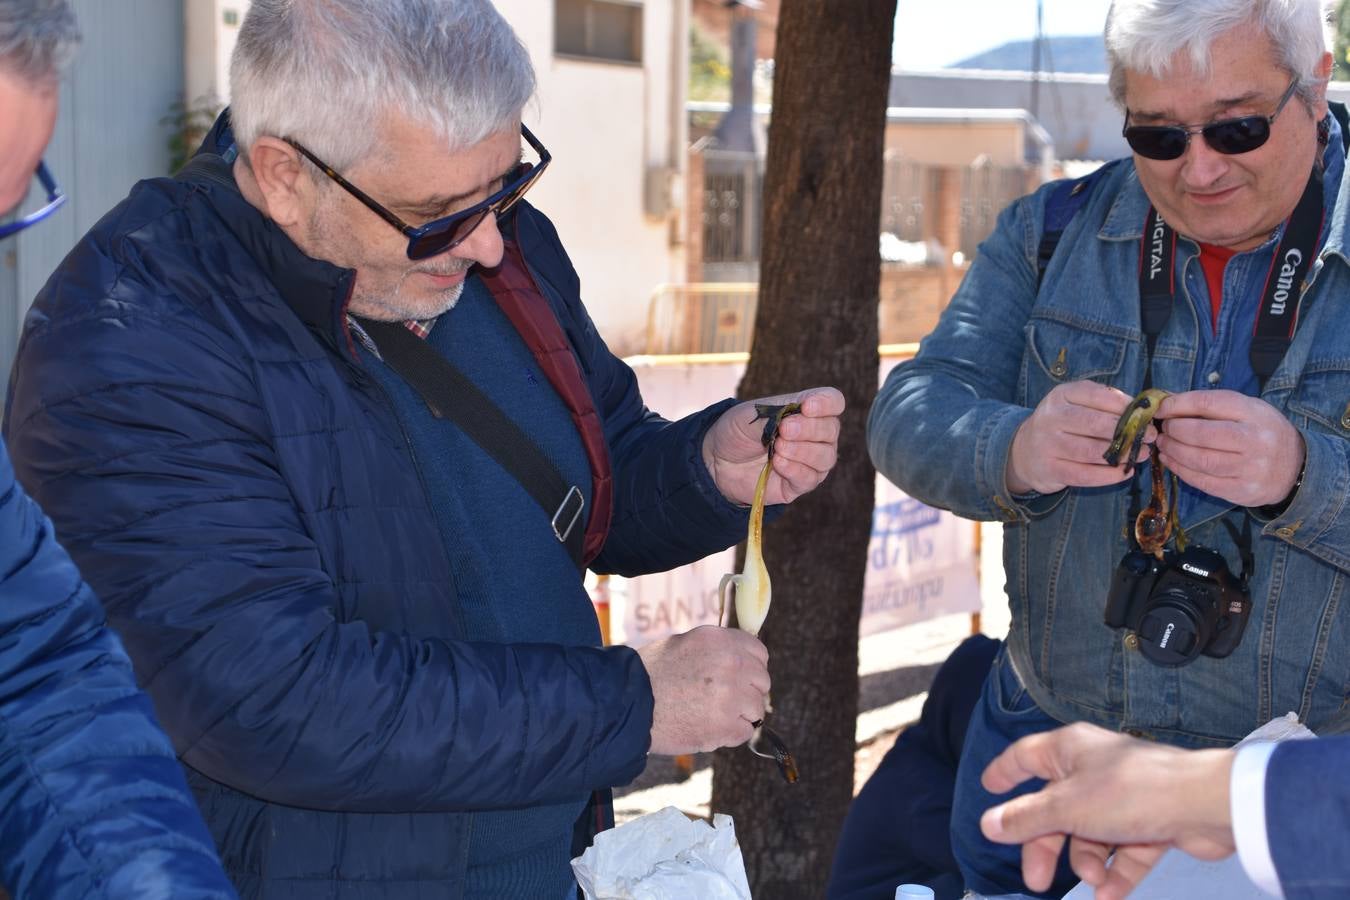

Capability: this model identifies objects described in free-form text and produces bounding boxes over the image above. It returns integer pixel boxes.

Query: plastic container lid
[895,886,935,900]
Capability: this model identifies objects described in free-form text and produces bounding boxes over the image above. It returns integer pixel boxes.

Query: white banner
[623,547,734,643]
[861,475,980,638]
[613,355,980,648]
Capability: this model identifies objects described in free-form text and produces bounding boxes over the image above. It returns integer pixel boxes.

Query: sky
[892,0,1115,70]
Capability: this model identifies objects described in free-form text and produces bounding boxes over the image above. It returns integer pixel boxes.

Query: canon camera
[1104,545,1251,668]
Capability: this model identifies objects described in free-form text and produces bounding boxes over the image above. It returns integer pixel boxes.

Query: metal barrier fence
[645,283,759,355]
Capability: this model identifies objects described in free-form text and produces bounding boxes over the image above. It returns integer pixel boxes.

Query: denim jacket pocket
[1287,361,1350,438]
[1024,315,1130,406]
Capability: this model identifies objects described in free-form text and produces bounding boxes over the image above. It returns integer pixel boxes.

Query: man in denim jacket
[868,0,1350,895]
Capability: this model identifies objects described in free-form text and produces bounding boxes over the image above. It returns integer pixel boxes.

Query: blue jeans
[950,647,1079,898]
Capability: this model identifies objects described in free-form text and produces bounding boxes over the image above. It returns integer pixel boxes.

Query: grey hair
[230,0,536,169]
[0,0,78,84]
[1105,0,1333,108]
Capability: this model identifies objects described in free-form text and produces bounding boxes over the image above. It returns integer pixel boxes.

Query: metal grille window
[701,150,762,265]
[556,0,643,64]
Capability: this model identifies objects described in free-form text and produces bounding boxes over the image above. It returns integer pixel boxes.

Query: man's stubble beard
[306,199,468,323]
[351,269,466,323]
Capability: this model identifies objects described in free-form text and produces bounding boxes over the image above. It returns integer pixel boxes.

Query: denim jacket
[869,132,1350,748]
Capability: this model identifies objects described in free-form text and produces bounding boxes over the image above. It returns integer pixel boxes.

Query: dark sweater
[361,275,600,898]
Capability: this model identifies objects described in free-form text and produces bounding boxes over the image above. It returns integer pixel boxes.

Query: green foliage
[162,94,225,175]
[690,25,731,102]
[1336,0,1350,82]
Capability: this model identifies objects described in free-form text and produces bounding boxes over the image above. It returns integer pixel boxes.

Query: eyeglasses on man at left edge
[0,161,66,239]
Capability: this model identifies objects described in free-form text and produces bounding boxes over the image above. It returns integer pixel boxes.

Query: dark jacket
[4,124,750,898]
[0,441,237,899]
[1268,736,1350,899]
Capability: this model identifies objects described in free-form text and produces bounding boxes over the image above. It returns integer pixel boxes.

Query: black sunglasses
[1122,78,1301,161]
[0,160,66,239]
[286,124,551,260]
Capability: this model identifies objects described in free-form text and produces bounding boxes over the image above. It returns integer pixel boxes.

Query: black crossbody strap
[355,317,586,570]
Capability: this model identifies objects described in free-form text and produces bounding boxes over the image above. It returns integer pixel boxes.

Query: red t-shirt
[1198,242,1238,331]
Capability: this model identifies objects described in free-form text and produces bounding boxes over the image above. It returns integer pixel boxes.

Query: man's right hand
[980,723,1236,900]
[1006,381,1154,495]
[636,625,770,755]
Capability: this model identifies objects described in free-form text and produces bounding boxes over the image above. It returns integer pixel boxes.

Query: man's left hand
[702,387,844,506]
[1155,390,1305,508]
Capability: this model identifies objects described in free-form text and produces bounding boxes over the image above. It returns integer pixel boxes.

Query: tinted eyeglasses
[1122,78,1301,161]
[0,161,66,239]
[286,125,550,260]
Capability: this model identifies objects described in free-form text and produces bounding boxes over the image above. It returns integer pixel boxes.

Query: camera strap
[1135,165,1323,391]
[1125,166,1325,549]
[1219,514,1255,590]
[1137,208,1177,391]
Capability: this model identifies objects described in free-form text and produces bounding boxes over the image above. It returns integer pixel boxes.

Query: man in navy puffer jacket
[3,1,843,897]
[0,1,238,897]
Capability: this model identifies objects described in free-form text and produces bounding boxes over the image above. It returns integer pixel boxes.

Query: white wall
[185,0,243,106]
[496,0,688,355]
[1,0,184,380]
[188,0,688,355]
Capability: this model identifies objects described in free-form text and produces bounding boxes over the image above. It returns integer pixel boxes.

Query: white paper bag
[571,806,752,900]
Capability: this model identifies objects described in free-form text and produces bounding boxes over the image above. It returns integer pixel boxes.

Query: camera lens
[1136,595,1207,667]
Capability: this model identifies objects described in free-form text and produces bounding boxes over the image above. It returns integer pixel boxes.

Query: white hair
[230,0,536,169]
[0,0,78,84]
[1105,0,1333,108]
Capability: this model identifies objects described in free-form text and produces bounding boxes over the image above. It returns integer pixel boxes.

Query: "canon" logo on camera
[1181,562,1210,578]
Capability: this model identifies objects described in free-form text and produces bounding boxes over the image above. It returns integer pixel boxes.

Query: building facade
[495,0,690,354]
[893,67,1350,164]
[0,0,689,382]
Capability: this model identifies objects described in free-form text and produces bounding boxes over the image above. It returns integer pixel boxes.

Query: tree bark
[708,2,896,897]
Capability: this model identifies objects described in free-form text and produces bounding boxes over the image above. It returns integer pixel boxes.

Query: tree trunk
[709,2,896,897]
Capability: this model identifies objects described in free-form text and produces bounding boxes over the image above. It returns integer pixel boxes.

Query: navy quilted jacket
[0,441,237,899]
[3,125,750,898]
